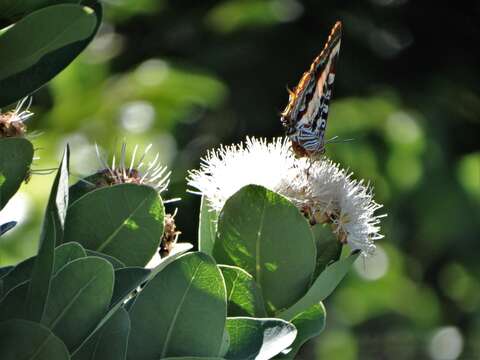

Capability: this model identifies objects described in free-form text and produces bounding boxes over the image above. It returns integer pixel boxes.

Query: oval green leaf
[1,241,85,298]
[0,0,80,23]
[312,224,342,278]
[275,303,326,359]
[225,317,297,360]
[110,267,150,308]
[43,256,114,350]
[0,319,69,360]
[64,183,165,267]
[0,138,33,210]
[85,249,126,269]
[278,252,359,321]
[213,185,316,314]
[26,146,70,323]
[72,307,130,360]
[199,196,219,255]
[0,281,28,321]
[0,3,101,107]
[219,265,266,317]
[128,252,227,359]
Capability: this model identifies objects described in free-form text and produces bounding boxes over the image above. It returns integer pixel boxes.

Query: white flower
[95,142,171,194]
[282,158,385,254]
[187,136,385,254]
[187,137,296,212]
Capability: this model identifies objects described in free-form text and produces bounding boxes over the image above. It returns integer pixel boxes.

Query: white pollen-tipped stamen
[121,142,127,178]
[129,144,139,176]
[137,143,153,170]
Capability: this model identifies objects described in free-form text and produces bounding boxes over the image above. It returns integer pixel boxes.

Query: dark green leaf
[213,185,316,314]
[0,138,33,210]
[43,257,114,350]
[278,252,359,320]
[25,146,69,322]
[0,4,102,107]
[312,224,342,279]
[111,267,150,308]
[53,241,87,272]
[0,266,13,278]
[225,317,297,360]
[71,246,192,357]
[0,0,80,23]
[64,184,164,266]
[199,196,219,255]
[219,265,266,317]
[68,172,106,204]
[0,319,69,360]
[1,241,84,298]
[72,307,130,360]
[274,303,326,359]
[86,249,126,269]
[128,252,227,359]
[0,281,28,321]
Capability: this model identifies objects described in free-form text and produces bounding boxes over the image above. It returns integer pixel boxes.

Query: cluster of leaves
[0,138,357,359]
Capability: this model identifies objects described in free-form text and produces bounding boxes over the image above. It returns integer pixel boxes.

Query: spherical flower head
[187,137,296,212]
[93,142,171,194]
[0,97,33,138]
[187,136,385,255]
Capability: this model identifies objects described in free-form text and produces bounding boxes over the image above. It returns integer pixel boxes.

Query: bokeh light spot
[354,245,389,281]
[119,101,155,133]
[428,326,463,360]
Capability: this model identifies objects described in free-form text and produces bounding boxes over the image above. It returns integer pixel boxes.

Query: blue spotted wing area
[281,21,342,158]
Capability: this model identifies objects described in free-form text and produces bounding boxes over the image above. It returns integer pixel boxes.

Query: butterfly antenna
[325,136,355,145]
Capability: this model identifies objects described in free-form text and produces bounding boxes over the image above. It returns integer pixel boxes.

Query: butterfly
[280,21,342,159]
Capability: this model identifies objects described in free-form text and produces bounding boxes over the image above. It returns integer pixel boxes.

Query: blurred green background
[1,0,479,358]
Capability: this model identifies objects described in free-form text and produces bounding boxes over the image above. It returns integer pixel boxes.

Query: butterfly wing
[281,21,342,158]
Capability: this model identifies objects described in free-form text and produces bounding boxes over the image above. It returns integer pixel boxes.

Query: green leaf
[312,224,342,279]
[72,307,130,360]
[225,317,297,360]
[0,265,13,278]
[0,257,33,299]
[0,281,28,321]
[25,146,69,322]
[0,319,69,360]
[111,267,150,308]
[0,0,80,23]
[53,241,87,272]
[213,185,316,314]
[219,265,266,317]
[43,257,114,351]
[1,241,85,298]
[0,221,16,236]
[0,3,102,107]
[0,138,34,210]
[278,252,359,321]
[85,249,126,269]
[128,252,227,359]
[274,303,326,359]
[71,246,193,358]
[199,196,219,255]
[64,184,164,266]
